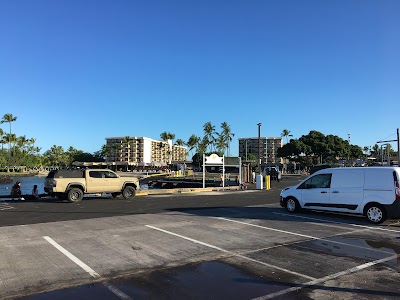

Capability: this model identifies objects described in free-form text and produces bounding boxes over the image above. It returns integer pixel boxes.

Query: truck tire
[122,186,136,199]
[67,188,83,203]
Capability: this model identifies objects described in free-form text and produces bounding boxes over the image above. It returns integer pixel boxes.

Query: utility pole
[257,123,262,175]
[377,129,400,166]
[398,128,400,166]
[347,133,351,166]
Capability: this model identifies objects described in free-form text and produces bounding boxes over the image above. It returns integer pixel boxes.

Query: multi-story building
[105,137,187,166]
[238,137,283,165]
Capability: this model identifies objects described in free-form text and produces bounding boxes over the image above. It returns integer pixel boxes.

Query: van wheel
[67,188,83,203]
[286,197,299,213]
[122,186,136,199]
[365,204,387,224]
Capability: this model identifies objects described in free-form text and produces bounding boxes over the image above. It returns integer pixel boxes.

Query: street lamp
[257,123,262,175]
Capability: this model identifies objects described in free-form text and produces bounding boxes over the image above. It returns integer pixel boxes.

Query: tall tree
[43,145,67,167]
[203,122,216,152]
[221,122,234,156]
[1,113,17,165]
[0,128,4,151]
[281,129,291,144]
[187,134,200,159]
[215,133,227,154]
[160,132,175,164]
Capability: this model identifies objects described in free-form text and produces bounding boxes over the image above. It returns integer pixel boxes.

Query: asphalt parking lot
[1,176,400,300]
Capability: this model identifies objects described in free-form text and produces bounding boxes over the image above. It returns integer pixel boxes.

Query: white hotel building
[105,136,187,167]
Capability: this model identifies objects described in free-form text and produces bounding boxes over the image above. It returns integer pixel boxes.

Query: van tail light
[396,181,400,200]
[53,180,57,187]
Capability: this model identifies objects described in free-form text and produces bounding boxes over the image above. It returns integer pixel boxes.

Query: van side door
[330,171,364,211]
[297,173,332,207]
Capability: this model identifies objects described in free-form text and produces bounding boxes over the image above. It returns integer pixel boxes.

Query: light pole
[257,123,262,175]
[245,139,248,161]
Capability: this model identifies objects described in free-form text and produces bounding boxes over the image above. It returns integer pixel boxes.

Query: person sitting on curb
[32,184,40,200]
[11,181,25,200]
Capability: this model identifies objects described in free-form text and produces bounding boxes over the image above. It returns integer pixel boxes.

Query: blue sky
[1,0,399,156]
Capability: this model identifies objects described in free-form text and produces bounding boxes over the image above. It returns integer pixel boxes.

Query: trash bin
[256,174,263,189]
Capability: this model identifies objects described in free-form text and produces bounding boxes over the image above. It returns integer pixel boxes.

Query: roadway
[1,175,400,300]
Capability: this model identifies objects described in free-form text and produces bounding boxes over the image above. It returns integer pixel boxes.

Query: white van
[280,167,400,224]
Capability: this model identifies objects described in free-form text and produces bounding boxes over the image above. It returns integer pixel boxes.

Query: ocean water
[0,176,46,196]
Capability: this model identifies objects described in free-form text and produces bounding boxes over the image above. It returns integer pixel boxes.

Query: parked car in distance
[44,169,139,203]
[280,167,400,224]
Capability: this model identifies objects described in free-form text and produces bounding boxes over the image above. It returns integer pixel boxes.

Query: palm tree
[175,139,185,146]
[160,131,175,142]
[160,132,175,164]
[1,114,17,152]
[101,144,111,162]
[0,128,4,151]
[281,129,291,144]
[216,133,227,154]
[113,143,120,162]
[203,122,216,152]
[187,134,200,159]
[30,138,36,150]
[221,122,234,156]
[1,113,17,165]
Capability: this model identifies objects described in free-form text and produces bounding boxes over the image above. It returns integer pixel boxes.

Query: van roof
[314,166,400,174]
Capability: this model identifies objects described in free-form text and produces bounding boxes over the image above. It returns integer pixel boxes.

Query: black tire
[122,186,136,199]
[111,192,121,198]
[67,188,83,203]
[286,197,300,213]
[365,204,386,224]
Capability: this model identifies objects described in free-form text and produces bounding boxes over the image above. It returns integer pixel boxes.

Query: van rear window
[365,169,393,190]
[331,171,364,188]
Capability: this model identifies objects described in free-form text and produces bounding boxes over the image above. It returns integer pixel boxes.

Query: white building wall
[143,138,152,164]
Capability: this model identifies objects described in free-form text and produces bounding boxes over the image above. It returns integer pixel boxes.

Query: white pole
[239,156,242,185]
[222,156,225,188]
[202,154,205,188]
[397,128,400,166]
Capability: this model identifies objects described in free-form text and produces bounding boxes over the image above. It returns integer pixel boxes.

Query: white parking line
[0,203,14,210]
[253,254,398,300]
[43,236,132,300]
[145,225,316,281]
[215,217,394,255]
[272,212,400,233]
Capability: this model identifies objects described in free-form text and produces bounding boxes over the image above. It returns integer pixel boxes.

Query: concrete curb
[136,186,243,196]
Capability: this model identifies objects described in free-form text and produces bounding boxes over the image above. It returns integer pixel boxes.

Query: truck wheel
[67,188,83,203]
[122,186,136,199]
[365,204,386,224]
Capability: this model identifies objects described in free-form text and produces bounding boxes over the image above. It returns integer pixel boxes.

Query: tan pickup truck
[44,169,139,203]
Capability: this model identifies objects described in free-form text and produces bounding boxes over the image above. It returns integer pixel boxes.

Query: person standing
[11,181,25,200]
